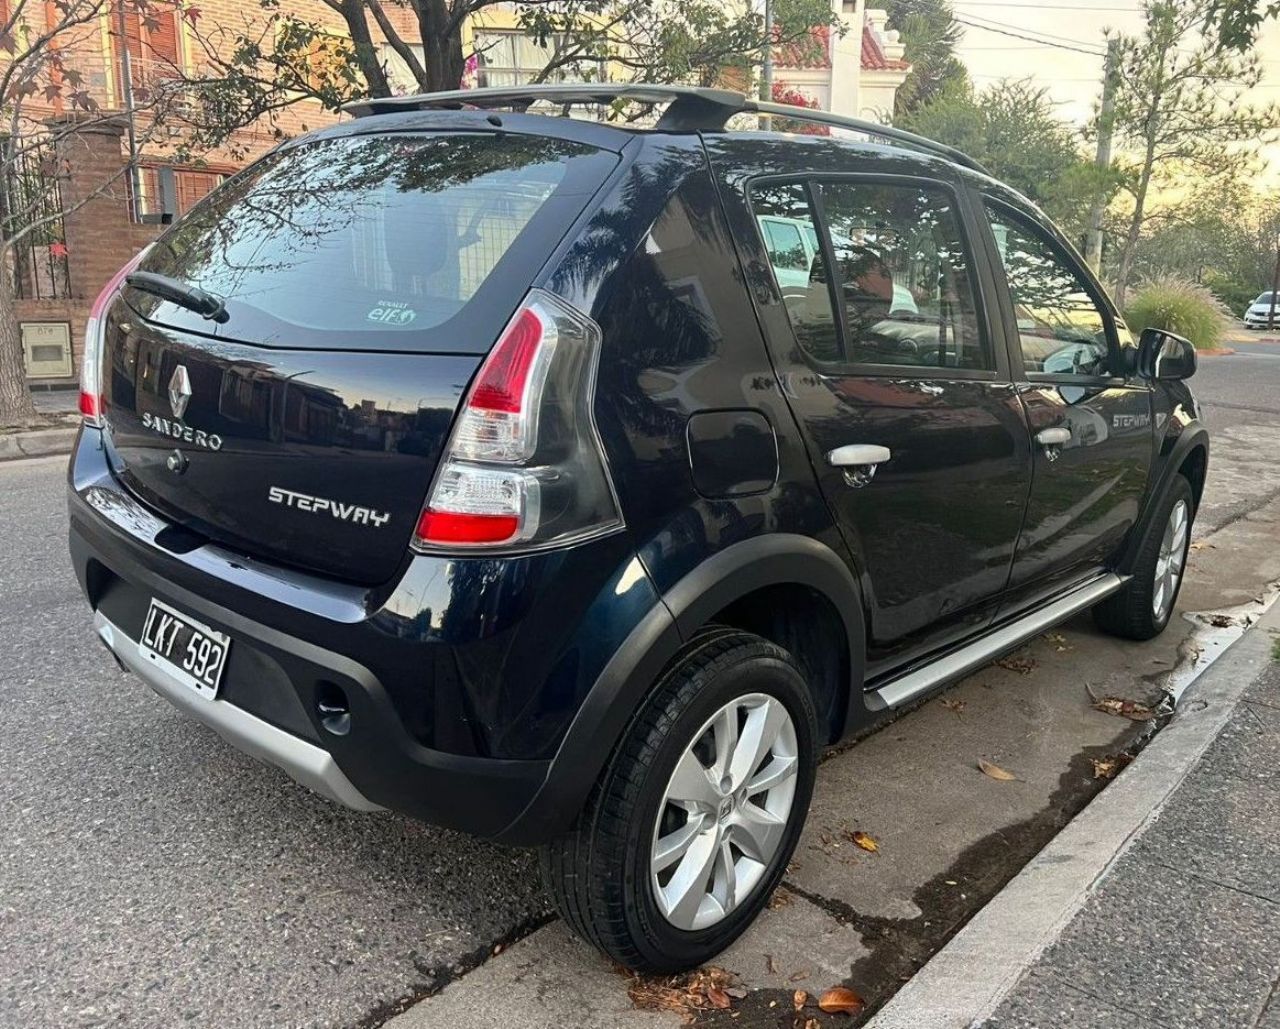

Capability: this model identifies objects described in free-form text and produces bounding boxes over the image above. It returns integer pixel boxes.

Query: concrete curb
[0,425,77,462]
[866,601,1280,1029]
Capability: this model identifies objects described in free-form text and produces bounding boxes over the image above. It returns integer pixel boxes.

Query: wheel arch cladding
[493,534,866,844]
[1119,425,1208,576]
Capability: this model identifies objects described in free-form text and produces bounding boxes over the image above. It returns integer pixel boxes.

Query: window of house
[985,203,1112,377]
[110,0,181,97]
[136,165,226,221]
[380,42,426,94]
[472,29,602,87]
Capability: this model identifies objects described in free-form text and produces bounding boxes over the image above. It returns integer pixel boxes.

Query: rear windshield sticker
[367,302,417,325]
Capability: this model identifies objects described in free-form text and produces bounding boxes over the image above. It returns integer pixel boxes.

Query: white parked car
[1243,291,1277,328]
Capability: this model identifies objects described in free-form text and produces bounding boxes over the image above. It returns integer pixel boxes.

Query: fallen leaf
[624,965,740,1017]
[1091,696,1156,721]
[1206,613,1234,628]
[1190,540,1215,551]
[765,953,776,974]
[995,654,1036,675]
[805,1020,821,1029]
[793,989,808,1010]
[1092,753,1133,779]
[768,888,793,909]
[847,830,879,853]
[1042,632,1067,645]
[978,758,1017,781]
[941,697,967,715]
[789,970,810,983]
[818,986,866,1015]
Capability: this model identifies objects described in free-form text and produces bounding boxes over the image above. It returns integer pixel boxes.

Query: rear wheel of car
[1093,474,1194,641]
[539,630,819,973]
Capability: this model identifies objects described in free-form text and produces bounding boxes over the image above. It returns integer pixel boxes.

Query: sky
[946,0,1280,182]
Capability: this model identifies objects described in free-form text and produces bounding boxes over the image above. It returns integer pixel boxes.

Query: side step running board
[866,573,1127,712]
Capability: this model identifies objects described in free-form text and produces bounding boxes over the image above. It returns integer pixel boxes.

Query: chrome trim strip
[866,573,1127,712]
[94,611,382,812]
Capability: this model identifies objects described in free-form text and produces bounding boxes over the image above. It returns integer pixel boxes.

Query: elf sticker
[367,301,417,325]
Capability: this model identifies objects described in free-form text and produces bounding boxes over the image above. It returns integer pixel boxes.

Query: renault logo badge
[168,365,192,419]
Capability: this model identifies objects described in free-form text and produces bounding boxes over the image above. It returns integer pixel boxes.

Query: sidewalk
[871,600,1280,1029]
[0,390,78,461]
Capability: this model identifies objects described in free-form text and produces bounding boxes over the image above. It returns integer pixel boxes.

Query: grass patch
[1125,276,1231,351]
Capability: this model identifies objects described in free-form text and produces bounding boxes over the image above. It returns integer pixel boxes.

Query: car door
[976,193,1154,607]
[738,170,1032,680]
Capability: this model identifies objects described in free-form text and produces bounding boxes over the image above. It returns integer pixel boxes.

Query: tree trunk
[0,261,41,429]
[418,0,466,91]
[336,0,392,97]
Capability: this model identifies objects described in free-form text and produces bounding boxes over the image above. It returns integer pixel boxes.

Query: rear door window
[751,178,991,372]
[131,132,617,352]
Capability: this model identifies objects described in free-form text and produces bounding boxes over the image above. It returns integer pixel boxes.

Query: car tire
[539,629,819,974]
[1092,474,1195,641]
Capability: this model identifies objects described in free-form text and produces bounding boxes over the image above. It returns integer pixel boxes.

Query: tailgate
[102,306,478,584]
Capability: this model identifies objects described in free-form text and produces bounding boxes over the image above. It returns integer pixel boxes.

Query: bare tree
[1107,0,1279,305]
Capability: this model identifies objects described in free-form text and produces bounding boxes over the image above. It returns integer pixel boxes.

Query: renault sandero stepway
[69,85,1208,972]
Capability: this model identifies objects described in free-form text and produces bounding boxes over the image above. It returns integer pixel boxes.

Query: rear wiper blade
[125,271,228,324]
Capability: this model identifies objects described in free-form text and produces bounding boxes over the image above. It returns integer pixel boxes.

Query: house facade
[773,2,910,123]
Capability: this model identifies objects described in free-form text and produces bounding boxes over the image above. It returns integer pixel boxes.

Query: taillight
[80,247,150,427]
[413,289,622,552]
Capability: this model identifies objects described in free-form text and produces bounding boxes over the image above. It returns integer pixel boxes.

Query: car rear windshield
[132,131,617,351]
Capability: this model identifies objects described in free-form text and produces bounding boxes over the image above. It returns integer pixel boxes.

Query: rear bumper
[94,609,379,811]
[68,427,662,841]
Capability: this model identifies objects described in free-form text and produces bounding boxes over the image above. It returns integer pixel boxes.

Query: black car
[69,84,1207,973]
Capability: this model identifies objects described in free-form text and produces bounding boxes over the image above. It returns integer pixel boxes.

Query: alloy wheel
[1153,498,1189,621]
[650,693,798,931]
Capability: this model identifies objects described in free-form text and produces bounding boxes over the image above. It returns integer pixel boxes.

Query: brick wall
[20,117,162,385]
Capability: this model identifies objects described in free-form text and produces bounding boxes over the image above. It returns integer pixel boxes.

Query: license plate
[139,599,231,699]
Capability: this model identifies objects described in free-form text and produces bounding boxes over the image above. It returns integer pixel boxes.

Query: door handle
[827,444,891,488]
[1035,426,1071,462]
[1035,427,1071,447]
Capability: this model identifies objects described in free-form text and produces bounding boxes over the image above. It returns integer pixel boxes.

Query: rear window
[132,132,616,351]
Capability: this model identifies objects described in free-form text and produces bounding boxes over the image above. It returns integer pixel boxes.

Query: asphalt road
[1196,338,1280,428]
[0,457,549,1029]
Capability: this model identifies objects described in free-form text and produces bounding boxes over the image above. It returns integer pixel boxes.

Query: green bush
[1202,271,1259,315]
[1124,276,1231,350]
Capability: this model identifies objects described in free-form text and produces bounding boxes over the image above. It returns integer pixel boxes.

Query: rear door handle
[1035,427,1071,446]
[827,444,891,488]
[828,444,892,467]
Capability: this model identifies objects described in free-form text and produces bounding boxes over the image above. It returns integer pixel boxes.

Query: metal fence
[1,136,72,300]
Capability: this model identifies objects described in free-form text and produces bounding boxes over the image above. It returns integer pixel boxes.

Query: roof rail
[341,84,988,174]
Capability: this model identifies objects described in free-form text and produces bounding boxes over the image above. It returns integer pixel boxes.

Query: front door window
[985,205,1113,377]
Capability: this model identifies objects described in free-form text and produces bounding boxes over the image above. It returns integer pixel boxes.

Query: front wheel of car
[1093,474,1195,641]
[539,630,819,973]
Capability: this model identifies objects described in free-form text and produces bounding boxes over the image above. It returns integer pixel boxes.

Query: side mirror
[1138,327,1197,381]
